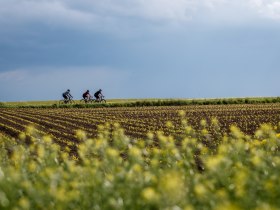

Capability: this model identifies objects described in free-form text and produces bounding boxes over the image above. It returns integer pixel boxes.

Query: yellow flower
[159,171,185,203]
[56,188,67,201]
[132,164,142,173]
[234,169,248,197]
[178,110,186,117]
[28,161,37,172]
[142,187,158,203]
[205,155,223,171]
[129,147,142,159]
[18,133,26,141]
[211,118,219,126]
[201,128,209,135]
[147,132,154,139]
[19,197,30,209]
[200,119,207,127]
[214,203,240,210]
[43,135,52,144]
[37,145,45,158]
[264,180,275,193]
[184,205,194,210]
[216,189,227,200]
[106,148,119,158]
[166,121,174,128]
[194,183,207,197]
[75,129,87,140]
[151,159,159,168]
[26,125,36,135]
[251,155,262,167]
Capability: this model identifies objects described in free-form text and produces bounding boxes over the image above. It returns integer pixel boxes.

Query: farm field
[1,104,280,146]
[1,103,280,209]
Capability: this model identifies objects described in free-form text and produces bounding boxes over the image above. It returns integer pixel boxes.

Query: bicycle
[59,97,74,105]
[94,95,106,103]
[80,96,106,104]
[80,97,93,104]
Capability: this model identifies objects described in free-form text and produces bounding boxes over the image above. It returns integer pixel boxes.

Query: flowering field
[0,104,280,209]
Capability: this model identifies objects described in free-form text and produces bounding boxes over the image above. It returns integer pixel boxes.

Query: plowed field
[1,104,280,148]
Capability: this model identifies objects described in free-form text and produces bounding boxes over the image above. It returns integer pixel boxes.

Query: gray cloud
[0,0,280,34]
[1,0,280,101]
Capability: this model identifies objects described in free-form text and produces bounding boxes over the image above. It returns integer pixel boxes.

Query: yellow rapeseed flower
[56,188,67,201]
[216,189,228,200]
[214,203,240,210]
[264,180,275,193]
[151,159,159,168]
[37,145,45,158]
[18,133,26,141]
[200,119,207,127]
[28,161,37,172]
[106,148,119,158]
[147,132,154,139]
[142,187,158,203]
[178,110,186,117]
[251,155,262,167]
[211,117,219,126]
[132,164,142,173]
[43,135,52,144]
[205,155,223,171]
[26,125,35,135]
[234,169,247,197]
[201,129,209,135]
[129,147,142,159]
[166,121,174,128]
[19,197,30,210]
[76,129,87,140]
[184,205,194,210]
[194,183,207,197]
[159,171,185,203]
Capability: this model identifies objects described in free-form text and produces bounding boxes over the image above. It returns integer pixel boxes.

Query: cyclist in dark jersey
[62,89,73,100]
[82,90,91,101]
[94,89,103,101]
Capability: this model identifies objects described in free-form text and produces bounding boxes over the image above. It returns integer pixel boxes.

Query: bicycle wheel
[100,99,106,103]
[59,100,65,105]
[69,99,75,104]
[80,99,86,104]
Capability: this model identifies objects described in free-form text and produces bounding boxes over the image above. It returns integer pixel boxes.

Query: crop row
[0,104,280,149]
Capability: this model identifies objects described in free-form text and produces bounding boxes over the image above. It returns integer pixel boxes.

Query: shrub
[0,121,280,209]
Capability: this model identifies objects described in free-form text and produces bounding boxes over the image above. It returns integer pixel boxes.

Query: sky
[0,0,280,101]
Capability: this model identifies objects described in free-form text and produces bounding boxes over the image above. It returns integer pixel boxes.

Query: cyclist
[62,89,73,101]
[82,90,91,102]
[94,89,103,101]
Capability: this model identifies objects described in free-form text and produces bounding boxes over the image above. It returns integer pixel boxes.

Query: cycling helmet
[67,89,70,91]
[99,89,102,91]
[87,90,89,92]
